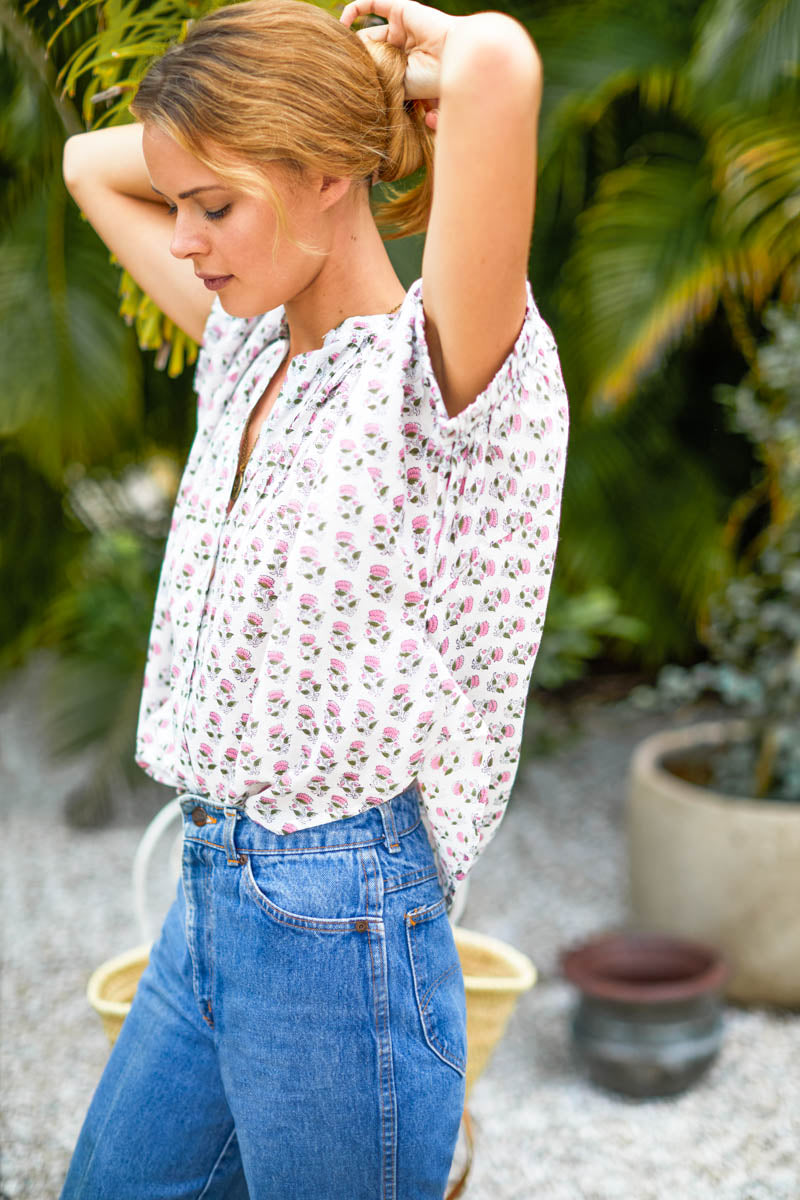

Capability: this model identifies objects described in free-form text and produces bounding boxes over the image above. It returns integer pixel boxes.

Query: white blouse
[135,278,569,910]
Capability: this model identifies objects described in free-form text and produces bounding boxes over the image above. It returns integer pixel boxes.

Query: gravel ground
[2,656,799,1200]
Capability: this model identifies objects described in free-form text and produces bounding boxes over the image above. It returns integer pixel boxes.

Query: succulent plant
[629,305,800,802]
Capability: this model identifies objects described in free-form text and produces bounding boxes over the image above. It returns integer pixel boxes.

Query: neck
[282,195,406,358]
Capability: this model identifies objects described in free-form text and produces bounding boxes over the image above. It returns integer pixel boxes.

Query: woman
[60,0,569,1195]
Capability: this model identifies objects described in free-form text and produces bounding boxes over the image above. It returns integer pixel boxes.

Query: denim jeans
[61,781,467,1199]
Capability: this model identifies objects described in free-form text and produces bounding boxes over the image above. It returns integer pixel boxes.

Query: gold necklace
[226,300,403,515]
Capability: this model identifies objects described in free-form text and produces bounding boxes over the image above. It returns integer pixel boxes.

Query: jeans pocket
[405,896,467,1077]
[241,845,380,931]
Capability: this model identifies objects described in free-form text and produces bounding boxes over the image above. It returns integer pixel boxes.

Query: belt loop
[223,806,243,866]
[379,798,402,854]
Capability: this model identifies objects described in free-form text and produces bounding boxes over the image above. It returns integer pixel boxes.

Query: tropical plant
[508,0,799,668]
[543,0,800,410]
[628,304,800,803]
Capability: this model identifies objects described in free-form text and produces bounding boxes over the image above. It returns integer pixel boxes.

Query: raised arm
[62,123,213,345]
[341,0,542,418]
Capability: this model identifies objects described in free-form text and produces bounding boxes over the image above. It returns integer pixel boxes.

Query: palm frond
[559,147,730,408]
[711,114,800,292]
[0,170,142,482]
[688,0,800,110]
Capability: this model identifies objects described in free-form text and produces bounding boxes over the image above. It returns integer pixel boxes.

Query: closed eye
[165,203,231,222]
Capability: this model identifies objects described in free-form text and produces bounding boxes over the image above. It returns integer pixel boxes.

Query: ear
[318,174,353,209]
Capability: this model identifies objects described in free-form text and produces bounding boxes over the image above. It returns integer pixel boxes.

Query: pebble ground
[2,656,798,1199]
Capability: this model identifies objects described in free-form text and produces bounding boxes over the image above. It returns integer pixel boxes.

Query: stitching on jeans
[419,961,462,1014]
[365,927,390,1200]
[197,1125,238,1199]
[383,869,438,894]
[184,814,421,855]
[203,857,215,1026]
[360,849,371,916]
[242,860,375,932]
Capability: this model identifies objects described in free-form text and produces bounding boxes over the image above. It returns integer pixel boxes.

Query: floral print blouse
[136,278,569,910]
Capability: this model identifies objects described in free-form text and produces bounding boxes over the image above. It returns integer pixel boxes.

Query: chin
[220,291,283,320]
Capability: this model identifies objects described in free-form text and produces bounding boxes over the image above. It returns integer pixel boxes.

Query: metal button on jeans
[191,806,208,826]
[355,920,369,932]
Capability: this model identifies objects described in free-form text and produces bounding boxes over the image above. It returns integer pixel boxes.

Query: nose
[169,212,209,260]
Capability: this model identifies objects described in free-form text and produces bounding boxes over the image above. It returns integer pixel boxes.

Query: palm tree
[517,0,800,665]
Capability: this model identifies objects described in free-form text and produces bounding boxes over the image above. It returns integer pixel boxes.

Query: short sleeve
[405,281,570,600]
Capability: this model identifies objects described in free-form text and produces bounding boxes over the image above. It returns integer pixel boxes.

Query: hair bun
[360,37,427,183]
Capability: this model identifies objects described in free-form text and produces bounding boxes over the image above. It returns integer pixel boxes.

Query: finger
[340,0,394,28]
[356,23,389,41]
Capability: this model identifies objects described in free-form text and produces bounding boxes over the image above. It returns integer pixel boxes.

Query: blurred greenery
[1,0,797,820]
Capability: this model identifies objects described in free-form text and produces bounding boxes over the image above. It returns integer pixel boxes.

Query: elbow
[62,133,87,197]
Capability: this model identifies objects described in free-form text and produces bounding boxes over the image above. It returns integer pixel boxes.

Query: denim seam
[183,842,211,1027]
[184,813,421,855]
[197,1125,238,1199]
[405,910,466,1077]
[241,859,379,932]
[419,961,462,1014]
[360,848,372,916]
[366,924,396,1200]
[202,854,215,1027]
[383,868,438,894]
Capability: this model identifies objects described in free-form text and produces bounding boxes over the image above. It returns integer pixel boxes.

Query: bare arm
[62,123,213,345]
[342,1,541,418]
[422,15,540,416]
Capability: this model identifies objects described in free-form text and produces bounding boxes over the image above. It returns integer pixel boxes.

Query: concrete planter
[627,720,800,1007]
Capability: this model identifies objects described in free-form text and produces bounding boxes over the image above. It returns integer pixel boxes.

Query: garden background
[1,0,799,1194]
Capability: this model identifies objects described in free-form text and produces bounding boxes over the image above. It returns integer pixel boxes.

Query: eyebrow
[151,184,228,200]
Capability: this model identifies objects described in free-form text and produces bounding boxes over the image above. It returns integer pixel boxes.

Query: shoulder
[397,277,567,444]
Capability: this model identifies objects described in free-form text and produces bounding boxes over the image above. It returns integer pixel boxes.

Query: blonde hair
[129,0,434,242]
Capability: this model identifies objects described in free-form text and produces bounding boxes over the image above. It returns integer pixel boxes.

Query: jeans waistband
[177,779,423,859]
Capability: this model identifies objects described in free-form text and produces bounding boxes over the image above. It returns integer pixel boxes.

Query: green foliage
[629,306,800,801]
[548,0,800,410]
[0,177,143,482]
[532,580,647,689]
[38,458,178,820]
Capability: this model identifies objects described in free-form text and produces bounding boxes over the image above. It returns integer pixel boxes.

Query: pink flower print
[426,615,438,634]
[225,747,238,762]
[282,823,297,834]
[209,711,221,727]
[362,655,383,684]
[411,515,429,534]
[199,743,214,760]
[182,562,195,578]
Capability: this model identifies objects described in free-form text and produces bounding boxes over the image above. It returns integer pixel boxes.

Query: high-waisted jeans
[60,781,467,1199]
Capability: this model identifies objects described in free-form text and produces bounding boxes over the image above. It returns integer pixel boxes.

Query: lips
[197,274,233,291]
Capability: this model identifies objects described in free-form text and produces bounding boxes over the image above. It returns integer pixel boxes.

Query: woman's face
[142,124,328,317]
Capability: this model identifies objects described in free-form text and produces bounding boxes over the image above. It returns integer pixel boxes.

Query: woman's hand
[340,0,457,128]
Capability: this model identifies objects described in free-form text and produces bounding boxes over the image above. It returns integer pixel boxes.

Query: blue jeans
[61,782,467,1199]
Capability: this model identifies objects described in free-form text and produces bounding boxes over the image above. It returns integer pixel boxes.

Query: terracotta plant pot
[561,931,730,1099]
[628,720,800,1005]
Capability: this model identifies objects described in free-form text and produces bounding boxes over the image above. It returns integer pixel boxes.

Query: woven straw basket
[88,928,535,1097]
